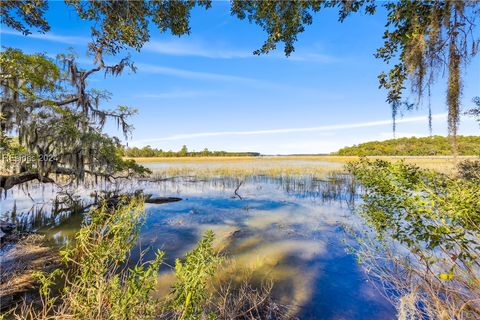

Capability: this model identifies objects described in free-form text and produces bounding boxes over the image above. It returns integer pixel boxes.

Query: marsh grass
[147,166,344,180]
[131,155,476,177]
[166,230,221,320]
[207,273,294,320]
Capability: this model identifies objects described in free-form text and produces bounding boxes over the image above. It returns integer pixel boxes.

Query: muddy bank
[0,233,59,311]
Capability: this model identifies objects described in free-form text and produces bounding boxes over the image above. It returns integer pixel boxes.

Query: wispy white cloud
[145,38,339,62]
[1,29,89,45]
[132,113,448,144]
[135,63,327,91]
[285,52,339,63]
[284,42,341,63]
[144,39,251,59]
[2,29,338,63]
[136,63,261,83]
[135,90,221,99]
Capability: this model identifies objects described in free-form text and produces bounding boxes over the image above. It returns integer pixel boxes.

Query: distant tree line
[334,136,480,156]
[122,145,260,158]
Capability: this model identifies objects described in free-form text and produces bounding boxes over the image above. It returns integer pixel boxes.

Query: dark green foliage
[0,47,59,101]
[348,159,480,318]
[348,159,480,263]
[230,0,375,56]
[2,0,211,56]
[64,0,211,55]
[334,135,480,156]
[231,0,322,56]
[123,145,260,157]
[0,0,50,35]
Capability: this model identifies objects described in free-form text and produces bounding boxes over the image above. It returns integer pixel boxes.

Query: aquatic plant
[167,230,221,320]
[12,196,164,320]
[348,159,480,319]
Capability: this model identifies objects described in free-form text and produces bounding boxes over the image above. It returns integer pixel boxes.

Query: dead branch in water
[234,181,244,200]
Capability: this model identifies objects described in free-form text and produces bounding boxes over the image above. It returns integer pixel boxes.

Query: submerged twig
[234,181,244,200]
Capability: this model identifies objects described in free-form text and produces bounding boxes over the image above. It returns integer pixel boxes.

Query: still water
[1,163,395,319]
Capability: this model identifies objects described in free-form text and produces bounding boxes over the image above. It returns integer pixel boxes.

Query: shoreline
[126,155,478,163]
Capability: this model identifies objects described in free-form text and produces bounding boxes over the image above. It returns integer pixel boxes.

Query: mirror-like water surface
[1,162,395,319]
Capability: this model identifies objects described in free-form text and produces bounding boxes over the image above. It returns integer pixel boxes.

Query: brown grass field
[126,155,478,177]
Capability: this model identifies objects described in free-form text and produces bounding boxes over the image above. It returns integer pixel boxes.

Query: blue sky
[1,2,479,154]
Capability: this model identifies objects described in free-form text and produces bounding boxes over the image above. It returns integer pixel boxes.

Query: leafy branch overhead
[1,0,212,56]
[2,1,479,137]
[232,1,479,143]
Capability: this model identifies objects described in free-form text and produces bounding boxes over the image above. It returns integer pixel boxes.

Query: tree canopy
[1,1,213,190]
[122,145,260,158]
[0,48,148,190]
[1,0,211,55]
[334,135,480,156]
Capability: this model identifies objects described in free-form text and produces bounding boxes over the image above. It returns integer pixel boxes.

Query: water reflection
[0,173,394,319]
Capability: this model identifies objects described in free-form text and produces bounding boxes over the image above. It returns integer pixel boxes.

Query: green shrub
[334,135,480,156]
[15,197,164,320]
[168,230,221,320]
[348,159,480,318]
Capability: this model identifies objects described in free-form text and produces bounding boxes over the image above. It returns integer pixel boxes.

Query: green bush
[11,198,226,320]
[168,230,221,320]
[9,198,288,320]
[348,159,480,318]
[14,197,164,320]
